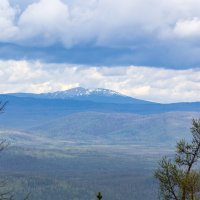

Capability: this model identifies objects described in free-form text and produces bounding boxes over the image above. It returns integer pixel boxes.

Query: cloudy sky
[1,0,200,102]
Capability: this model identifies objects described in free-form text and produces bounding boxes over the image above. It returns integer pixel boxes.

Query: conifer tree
[96,192,103,200]
[155,119,200,200]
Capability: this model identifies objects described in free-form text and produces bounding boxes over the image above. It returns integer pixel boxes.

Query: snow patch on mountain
[44,87,125,98]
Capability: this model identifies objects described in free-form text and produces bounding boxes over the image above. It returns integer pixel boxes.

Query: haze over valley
[0,87,199,199]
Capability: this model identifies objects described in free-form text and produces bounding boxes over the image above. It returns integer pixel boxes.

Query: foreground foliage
[155,119,200,200]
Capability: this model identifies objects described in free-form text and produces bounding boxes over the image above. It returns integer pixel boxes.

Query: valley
[0,88,199,199]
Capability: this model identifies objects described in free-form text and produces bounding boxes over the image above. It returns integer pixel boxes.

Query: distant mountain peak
[6,87,152,104]
[47,87,125,98]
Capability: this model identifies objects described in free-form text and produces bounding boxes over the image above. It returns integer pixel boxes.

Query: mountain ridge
[6,87,154,104]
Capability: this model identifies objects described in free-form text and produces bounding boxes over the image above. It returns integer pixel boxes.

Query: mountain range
[0,87,199,146]
[8,87,153,104]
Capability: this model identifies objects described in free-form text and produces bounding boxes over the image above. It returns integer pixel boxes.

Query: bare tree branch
[0,102,8,114]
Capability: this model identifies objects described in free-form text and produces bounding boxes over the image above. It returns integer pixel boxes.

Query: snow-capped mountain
[43,87,124,98]
[8,87,152,104]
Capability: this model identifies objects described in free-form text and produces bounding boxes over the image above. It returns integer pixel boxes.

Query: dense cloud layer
[0,1,200,47]
[0,60,200,103]
[1,0,200,67]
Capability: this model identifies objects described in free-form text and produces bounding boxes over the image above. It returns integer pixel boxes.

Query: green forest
[0,102,200,200]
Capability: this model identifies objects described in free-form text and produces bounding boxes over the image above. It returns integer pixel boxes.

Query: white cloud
[0,0,18,41]
[0,60,200,103]
[17,0,70,45]
[2,0,200,47]
[174,18,200,38]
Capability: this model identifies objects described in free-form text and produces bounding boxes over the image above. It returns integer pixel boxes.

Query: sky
[0,0,200,103]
